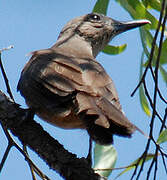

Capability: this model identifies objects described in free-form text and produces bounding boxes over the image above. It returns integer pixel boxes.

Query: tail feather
[96,97,137,135]
[76,92,137,145]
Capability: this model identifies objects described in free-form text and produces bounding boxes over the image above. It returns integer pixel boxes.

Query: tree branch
[0,90,102,180]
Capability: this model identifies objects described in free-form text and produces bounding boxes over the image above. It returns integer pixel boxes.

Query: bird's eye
[87,14,101,21]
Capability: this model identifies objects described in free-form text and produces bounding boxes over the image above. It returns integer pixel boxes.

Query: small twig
[153,150,158,180]
[146,149,158,180]
[146,7,167,180]
[161,152,167,175]
[23,145,51,180]
[129,4,167,177]
[0,45,14,52]
[149,67,167,104]
[0,45,15,101]
[0,123,15,172]
[158,108,167,175]
[159,108,167,133]
[138,4,167,179]
[1,123,51,180]
[143,80,167,128]
[131,0,165,97]
[136,141,151,180]
[0,142,13,172]
[23,145,37,180]
[153,0,167,90]
[130,151,149,180]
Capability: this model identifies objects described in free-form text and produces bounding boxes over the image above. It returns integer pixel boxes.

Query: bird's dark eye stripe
[86,14,101,21]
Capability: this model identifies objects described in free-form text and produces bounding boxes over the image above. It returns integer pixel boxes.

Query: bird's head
[56,13,150,57]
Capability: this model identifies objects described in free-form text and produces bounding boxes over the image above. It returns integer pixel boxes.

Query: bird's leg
[86,137,93,167]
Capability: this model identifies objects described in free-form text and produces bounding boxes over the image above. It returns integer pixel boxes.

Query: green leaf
[139,85,151,116]
[102,44,127,55]
[147,0,161,11]
[140,29,167,66]
[157,129,167,144]
[142,0,161,11]
[140,28,151,58]
[139,52,151,116]
[159,65,167,85]
[140,28,154,49]
[92,0,110,15]
[140,28,157,65]
[159,38,167,65]
[93,144,117,177]
[116,0,158,29]
[115,154,156,179]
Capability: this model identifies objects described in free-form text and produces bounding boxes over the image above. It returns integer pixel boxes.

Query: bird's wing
[18,49,136,135]
[73,59,136,135]
[18,49,82,110]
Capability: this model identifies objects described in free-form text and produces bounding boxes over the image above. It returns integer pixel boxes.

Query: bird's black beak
[112,19,151,35]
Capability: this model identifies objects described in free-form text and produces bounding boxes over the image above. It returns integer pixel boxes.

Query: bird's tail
[76,92,140,145]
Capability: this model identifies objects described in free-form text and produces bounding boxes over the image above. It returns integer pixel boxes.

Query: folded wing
[17,49,136,144]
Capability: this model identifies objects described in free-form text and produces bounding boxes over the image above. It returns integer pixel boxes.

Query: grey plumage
[17,13,150,144]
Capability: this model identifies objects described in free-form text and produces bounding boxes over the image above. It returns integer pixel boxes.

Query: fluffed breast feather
[17,49,136,134]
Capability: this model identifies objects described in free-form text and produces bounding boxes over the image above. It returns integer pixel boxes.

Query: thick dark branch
[0,90,101,180]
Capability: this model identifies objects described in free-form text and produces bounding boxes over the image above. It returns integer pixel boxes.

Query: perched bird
[17,13,150,145]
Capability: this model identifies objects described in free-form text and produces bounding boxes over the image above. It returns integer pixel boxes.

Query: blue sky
[0,1,166,180]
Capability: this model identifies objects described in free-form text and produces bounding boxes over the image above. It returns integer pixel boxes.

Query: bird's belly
[35,107,85,129]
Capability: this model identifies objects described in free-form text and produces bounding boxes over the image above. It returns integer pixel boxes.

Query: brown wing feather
[18,48,136,139]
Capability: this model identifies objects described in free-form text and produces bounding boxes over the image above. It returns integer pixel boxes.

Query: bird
[17,13,150,145]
